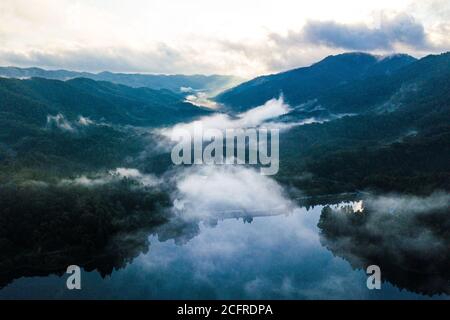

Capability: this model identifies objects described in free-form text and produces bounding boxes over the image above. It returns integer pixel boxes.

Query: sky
[0,0,449,77]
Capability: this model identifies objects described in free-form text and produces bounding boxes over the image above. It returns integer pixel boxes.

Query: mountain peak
[216,51,419,111]
[313,52,377,67]
[379,53,416,61]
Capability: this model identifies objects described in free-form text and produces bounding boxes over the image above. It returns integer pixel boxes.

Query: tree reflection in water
[318,192,450,295]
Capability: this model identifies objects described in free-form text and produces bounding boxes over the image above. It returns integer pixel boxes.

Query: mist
[60,168,161,188]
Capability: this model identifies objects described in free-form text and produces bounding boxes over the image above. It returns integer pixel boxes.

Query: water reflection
[318,192,450,296]
[0,206,356,299]
[0,227,152,289]
[1,198,449,299]
[0,166,449,299]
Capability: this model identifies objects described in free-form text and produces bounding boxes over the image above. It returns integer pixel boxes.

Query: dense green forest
[216,53,417,111]
[278,113,450,195]
[0,180,171,288]
[274,53,450,195]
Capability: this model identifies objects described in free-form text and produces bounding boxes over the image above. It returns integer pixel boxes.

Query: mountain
[0,77,209,127]
[275,52,450,195]
[215,52,416,111]
[0,77,211,175]
[0,66,240,93]
[316,52,450,114]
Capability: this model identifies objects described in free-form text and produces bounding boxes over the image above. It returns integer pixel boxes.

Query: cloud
[0,45,190,74]
[77,116,93,126]
[46,113,97,132]
[156,97,346,154]
[1,1,449,77]
[114,168,160,187]
[151,97,344,166]
[217,38,335,75]
[169,165,312,225]
[60,168,161,188]
[185,92,220,110]
[46,114,75,132]
[158,97,293,140]
[272,14,431,51]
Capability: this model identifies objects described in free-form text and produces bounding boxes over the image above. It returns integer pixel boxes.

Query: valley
[0,51,449,299]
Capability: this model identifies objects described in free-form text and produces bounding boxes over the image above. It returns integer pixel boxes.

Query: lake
[1,199,448,299]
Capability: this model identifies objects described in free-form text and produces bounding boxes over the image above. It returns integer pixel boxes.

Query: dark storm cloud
[272,14,431,51]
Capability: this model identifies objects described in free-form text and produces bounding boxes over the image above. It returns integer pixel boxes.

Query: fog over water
[1,161,448,299]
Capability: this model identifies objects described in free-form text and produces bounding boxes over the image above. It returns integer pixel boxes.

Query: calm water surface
[1,204,448,299]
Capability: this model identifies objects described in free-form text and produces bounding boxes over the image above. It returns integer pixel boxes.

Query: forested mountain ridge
[317,52,450,113]
[215,52,417,111]
[275,52,450,195]
[0,77,210,177]
[0,77,209,127]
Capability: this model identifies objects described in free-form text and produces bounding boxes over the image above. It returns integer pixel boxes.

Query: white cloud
[114,168,160,187]
[169,165,311,225]
[185,92,220,110]
[158,97,291,139]
[78,116,93,126]
[364,192,449,215]
[46,114,75,132]
[60,168,161,187]
[47,113,98,132]
[156,97,342,151]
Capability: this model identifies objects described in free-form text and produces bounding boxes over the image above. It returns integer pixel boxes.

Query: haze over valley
[0,0,449,300]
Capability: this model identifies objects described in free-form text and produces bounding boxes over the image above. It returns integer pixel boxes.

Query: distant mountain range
[0,66,240,94]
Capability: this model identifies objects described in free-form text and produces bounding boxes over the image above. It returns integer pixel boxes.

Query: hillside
[0,77,209,127]
[0,77,209,176]
[215,52,416,111]
[275,53,450,195]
